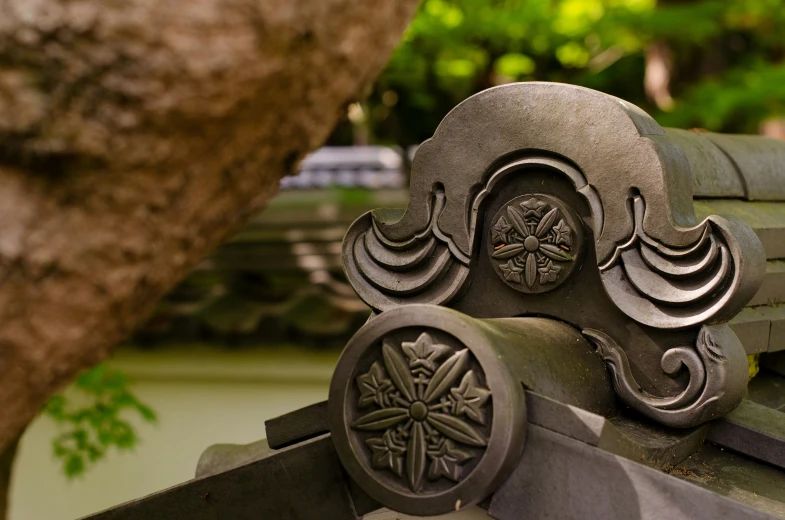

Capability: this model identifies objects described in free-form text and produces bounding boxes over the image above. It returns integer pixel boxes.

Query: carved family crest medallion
[329,305,525,515]
[488,194,582,293]
[351,332,491,492]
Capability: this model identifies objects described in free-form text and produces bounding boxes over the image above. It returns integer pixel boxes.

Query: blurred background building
[9,0,785,517]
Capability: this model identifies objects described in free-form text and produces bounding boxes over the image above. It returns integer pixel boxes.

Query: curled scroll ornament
[342,156,761,427]
[342,188,472,312]
[342,156,598,312]
[343,83,763,326]
[598,195,764,329]
[343,155,762,330]
[583,325,748,428]
[585,195,757,426]
[340,84,765,428]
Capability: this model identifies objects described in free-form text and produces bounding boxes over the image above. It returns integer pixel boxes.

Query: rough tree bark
[0,436,19,520]
[0,0,420,478]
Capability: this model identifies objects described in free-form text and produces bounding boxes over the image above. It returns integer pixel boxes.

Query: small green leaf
[64,455,85,478]
[135,403,158,423]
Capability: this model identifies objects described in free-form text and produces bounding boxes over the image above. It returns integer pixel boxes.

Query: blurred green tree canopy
[338,0,785,146]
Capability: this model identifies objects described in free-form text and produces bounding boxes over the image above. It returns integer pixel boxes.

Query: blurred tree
[338,0,785,148]
[0,0,420,516]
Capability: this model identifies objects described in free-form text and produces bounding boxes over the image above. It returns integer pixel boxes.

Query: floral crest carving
[352,332,491,492]
[489,194,580,293]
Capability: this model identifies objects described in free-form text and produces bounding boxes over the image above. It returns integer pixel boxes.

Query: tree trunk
[0,0,421,457]
[0,437,19,520]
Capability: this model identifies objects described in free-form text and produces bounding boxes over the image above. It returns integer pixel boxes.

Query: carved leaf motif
[423,349,470,403]
[520,198,547,218]
[427,413,487,447]
[407,422,427,491]
[536,207,559,238]
[492,216,512,243]
[402,332,452,373]
[450,371,492,425]
[499,260,523,283]
[506,205,529,237]
[427,439,473,482]
[540,243,572,262]
[383,340,416,401]
[357,361,393,408]
[490,196,578,292]
[353,408,409,431]
[525,253,537,288]
[352,336,491,491]
[553,219,572,246]
[538,260,562,284]
[491,244,525,259]
[367,432,405,477]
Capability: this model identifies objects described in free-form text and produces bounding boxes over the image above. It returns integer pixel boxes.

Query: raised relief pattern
[352,332,491,492]
[342,189,472,312]
[598,195,744,329]
[489,194,580,293]
[341,83,765,429]
[583,325,742,428]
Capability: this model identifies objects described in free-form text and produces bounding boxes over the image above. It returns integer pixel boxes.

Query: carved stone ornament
[583,324,749,428]
[340,82,766,429]
[328,305,526,516]
[352,332,491,491]
[488,194,582,293]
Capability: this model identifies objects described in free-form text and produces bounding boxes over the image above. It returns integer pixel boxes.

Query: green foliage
[43,365,156,478]
[658,62,785,131]
[356,0,785,145]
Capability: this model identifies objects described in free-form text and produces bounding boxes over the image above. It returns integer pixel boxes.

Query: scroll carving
[343,156,596,312]
[583,325,749,427]
[598,195,757,328]
[342,189,471,312]
[340,82,765,428]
